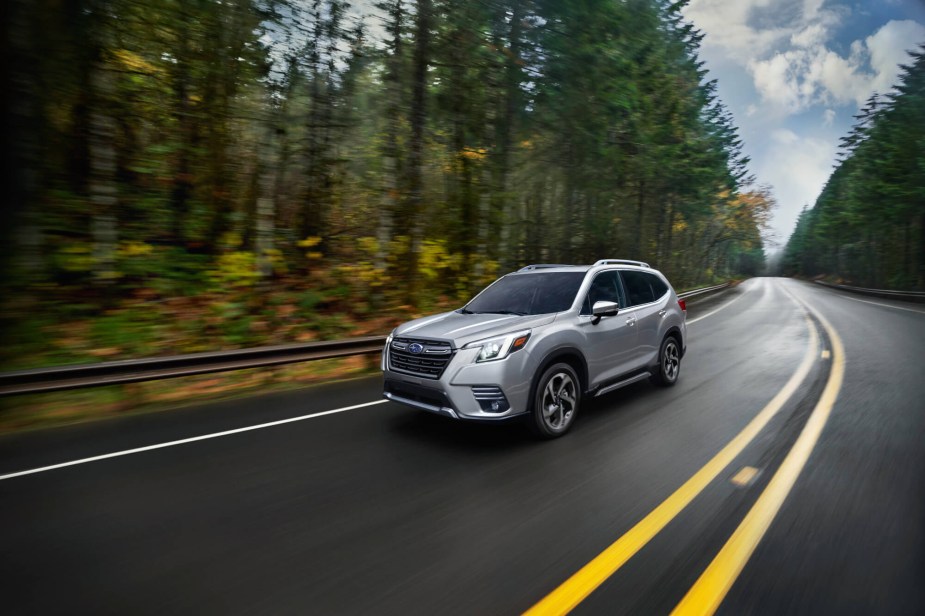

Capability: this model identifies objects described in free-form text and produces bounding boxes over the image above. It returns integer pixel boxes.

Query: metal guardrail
[0,283,733,397]
[813,280,925,302]
[0,337,387,397]
[678,282,730,299]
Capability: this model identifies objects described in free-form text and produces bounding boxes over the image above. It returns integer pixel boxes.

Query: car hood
[394,311,557,348]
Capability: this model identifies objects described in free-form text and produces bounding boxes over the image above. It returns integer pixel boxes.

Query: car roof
[512,261,661,275]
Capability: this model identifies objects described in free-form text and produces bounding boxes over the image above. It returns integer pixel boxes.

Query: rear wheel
[651,336,681,387]
[530,363,580,438]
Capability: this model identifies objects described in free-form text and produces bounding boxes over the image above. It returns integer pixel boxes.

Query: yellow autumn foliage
[460,147,487,161]
[208,251,260,287]
[418,239,459,280]
[117,241,154,258]
[298,236,323,248]
[111,49,160,75]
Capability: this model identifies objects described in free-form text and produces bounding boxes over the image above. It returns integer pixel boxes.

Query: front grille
[388,338,455,379]
[384,380,451,409]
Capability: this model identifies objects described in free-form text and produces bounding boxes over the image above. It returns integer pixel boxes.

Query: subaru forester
[381,260,687,437]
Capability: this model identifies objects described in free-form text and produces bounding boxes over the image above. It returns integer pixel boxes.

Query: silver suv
[381,260,687,437]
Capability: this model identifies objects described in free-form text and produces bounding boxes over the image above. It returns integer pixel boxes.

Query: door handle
[626,316,636,326]
[658,309,667,318]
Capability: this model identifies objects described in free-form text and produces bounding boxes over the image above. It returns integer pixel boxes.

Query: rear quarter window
[649,275,668,299]
[620,270,668,306]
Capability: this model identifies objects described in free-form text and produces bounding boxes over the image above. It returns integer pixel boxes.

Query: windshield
[462,272,585,316]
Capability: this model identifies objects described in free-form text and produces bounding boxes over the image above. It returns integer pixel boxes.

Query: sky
[681,0,925,252]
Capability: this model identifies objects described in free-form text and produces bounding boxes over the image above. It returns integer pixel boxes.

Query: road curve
[0,278,922,615]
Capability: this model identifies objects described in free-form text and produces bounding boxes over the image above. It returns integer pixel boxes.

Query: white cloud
[791,23,827,47]
[686,0,924,115]
[747,19,925,114]
[758,134,838,241]
[772,129,800,144]
[683,0,788,59]
[803,0,828,22]
[816,46,868,105]
[866,20,925,93]
[750,54,793,110]
[823,108,835,126]
[685,0,844,62]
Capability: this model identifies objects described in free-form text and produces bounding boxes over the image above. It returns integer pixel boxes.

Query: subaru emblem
[408,343,424,354]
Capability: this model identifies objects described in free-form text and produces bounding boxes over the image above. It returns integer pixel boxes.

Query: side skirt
[593,371,652,397]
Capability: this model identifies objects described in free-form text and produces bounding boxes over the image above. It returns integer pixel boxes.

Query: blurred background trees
[782,48,925,290]
[2,0,771,369]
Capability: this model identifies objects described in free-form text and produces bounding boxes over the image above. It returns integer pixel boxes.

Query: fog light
[472,386,510,413]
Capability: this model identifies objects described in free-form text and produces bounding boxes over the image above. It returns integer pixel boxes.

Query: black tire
[651,335,681,387]
[530,362,581,438]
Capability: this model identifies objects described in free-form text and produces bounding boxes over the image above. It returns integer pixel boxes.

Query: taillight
[678,299,687,312]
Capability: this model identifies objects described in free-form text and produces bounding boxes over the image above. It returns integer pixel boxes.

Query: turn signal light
[512,334,530,351]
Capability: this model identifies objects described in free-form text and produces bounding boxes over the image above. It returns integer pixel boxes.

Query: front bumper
[382,345,534,421]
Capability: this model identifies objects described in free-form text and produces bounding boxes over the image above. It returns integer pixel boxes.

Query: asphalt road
[1,278,923,615]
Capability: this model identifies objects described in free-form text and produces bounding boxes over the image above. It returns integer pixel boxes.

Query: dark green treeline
[782,47,925,290]
[4,0,769,307]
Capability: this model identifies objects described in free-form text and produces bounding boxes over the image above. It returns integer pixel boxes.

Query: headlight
[465,330,531,363]
[382,330,395,371]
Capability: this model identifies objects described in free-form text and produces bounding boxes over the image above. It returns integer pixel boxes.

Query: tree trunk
[255,126,279,280]
[376,0,404,283]
[495,0,522,271]
[634,177,645,259]
[171,36,194,247]
[5,0,43,281]
[665,204,675,275]
[89,66,117,286]
[405,0,432,304]
[302,3,327,241]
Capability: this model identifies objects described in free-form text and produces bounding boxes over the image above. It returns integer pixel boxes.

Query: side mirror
[591,300,619,324]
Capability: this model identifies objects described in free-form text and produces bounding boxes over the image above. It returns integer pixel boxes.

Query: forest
[782,47,925,290]
[1,0,771,375]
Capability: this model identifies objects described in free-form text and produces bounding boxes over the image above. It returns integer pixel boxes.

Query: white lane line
[836,293,925,315]
[0,400,388,482]
[687,283,752,325]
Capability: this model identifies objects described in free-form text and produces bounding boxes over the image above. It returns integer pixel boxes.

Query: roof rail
[593,259,650,268]
[518,264,574,271]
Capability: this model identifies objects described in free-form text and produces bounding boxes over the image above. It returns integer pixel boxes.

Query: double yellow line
[525,291,845,616]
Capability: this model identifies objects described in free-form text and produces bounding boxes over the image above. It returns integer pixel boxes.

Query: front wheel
[530,363,581,438]
[651,336,681,387]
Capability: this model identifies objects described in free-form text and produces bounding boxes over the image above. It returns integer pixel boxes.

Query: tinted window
[464,272,585,315]
[649,274,668,299]
[620,270,660,306]
[580,271,625,314]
